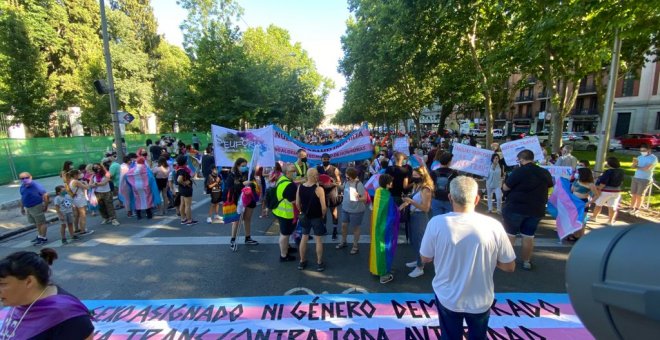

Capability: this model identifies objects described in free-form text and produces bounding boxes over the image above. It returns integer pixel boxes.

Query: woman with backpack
[227,158,259,250]
[591,157,625,225]
[336,167,367,255]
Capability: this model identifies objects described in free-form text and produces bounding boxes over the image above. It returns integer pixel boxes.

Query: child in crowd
[53,185,78,244]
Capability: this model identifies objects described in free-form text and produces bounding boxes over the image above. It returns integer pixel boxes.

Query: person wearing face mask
[272,165,299,262]
[294,149,309,183]
[120,157,161,220]
[66,169,92,237]
[555,145,578,172]
[53,185,77,245]
[336,167,367,254]
[402,166,434,278]
[18,172,50,245]
[317,153,342,240]
[591,157,625,224]
[228,158,259,249]
[629,143,658,215]
[90,163,119,226]
[486,153,504,214]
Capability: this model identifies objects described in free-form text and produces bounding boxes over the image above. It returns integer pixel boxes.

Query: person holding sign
[502,150,553,271]
[336,167,367,255]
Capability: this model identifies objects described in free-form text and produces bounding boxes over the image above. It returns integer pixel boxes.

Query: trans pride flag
[547,177,586,240]
[120,165,162,211]
[369,188,400,276]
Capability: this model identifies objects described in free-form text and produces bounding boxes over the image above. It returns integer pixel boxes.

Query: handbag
[222,190,240,223]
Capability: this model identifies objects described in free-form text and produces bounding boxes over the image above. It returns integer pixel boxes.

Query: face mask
[640,151,648,156]
[240,166,249,173]
[60,192,66,197]
[576,165,584,170]
[322,161,330,167]
[411,177,422,184]
[93,168,100,173]
[301,157,308,163]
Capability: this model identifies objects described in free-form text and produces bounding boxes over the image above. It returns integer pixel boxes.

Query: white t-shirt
[420,211,516,314]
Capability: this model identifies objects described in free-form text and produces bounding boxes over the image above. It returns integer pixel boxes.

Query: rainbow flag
[369,187,401,276]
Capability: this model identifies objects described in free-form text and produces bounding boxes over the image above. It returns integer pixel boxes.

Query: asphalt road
[0,179,636,302]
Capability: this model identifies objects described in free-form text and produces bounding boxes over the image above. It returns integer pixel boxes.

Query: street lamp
[99,0,124,161]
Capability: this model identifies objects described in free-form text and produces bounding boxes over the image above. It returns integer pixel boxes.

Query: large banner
[273,125,373,165]
[212,125,275,167]
[501,137,545,166]
[63,293,590,339]
[393,137,410,155]
[450,144,494,177]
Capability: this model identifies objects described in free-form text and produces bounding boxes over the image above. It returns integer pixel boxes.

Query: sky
[151,0,350,118]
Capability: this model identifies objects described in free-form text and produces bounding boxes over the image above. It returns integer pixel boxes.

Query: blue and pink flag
[547,177,586,240]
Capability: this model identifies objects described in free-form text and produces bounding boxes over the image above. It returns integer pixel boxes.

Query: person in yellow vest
[294,149,309,184]
[272,164,299,262]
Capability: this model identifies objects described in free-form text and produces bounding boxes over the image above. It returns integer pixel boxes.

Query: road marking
[21,234,572,248]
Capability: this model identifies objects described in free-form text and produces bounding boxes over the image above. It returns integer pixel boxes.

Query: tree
[152,41,192,132]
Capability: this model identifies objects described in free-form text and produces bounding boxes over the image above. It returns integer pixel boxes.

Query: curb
[0,215,59,241]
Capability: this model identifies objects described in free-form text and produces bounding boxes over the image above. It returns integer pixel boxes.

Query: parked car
[568,135,618,152]
[493,129,504,138]
[507,132,526,140]
[609,138,622,150]
[562,132,579,142]
[469,129,486,137]
[618,133,660,150]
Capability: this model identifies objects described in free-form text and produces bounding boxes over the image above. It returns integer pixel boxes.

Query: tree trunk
[437,101,453,135]
[413,112,422,142]
[484,93,494,147]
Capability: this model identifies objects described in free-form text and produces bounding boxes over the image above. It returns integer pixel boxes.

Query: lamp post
[99,0,124,161]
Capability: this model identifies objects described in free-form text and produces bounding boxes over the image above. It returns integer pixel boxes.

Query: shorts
[300,216,327,236]
[25,205,47,225]
[630,178,652,196]
[59,212,74,224]
[156,178,168,191]
[277,216,295,236]
[594,191,621,209]
[72,195,87,208]
[210,190,222,204]
[502,210,542,237]
[341,210,364,227]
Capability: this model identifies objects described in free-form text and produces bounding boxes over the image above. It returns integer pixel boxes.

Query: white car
[569,135,619,152]
[493,129,504,138]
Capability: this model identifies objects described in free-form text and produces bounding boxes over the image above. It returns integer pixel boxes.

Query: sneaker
[80,230,95,236]
[186,220,199,226]
[74,229,83,235]
[522,261,533,271]
[331,228,337,241]
[297,261,307,270]
[336,242,347,249]
[230,240,237,251]
[408,267,424,278]
[61,239,68,245]
[280,255,296,262]
[405,261,418,268]
[180,220,189,225]
[34,238,48,246]
[287,246,297,254]
[111,219,120,226]
[101,219,110,225]
[207,217,213,224]
[316,262,326,272]
[379,274,394,284]
[72,235,80,241]
[245,237,259,245]
[30,237,40,244]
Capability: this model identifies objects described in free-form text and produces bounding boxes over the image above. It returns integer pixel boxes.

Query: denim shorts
[502,210,542,237]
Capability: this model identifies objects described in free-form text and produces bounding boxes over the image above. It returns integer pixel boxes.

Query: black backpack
[266,178,291,210]
[433,169,454,200]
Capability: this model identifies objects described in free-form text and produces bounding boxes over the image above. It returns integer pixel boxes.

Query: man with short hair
[294,149,309,182]
[430,152,457,217]
[630,143,658,215]
[420,176,516,339]
[272,165,298,262]
[18,172,50,245]
[502,150,553,271]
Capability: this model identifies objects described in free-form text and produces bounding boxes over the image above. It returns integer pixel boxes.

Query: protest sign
[450,143,494,177]
[273,125,373,165]
[542,166,574,178]
[500,137,545,166]
[43,293,590,339]
[212,125,275,168]
[393,137,410,155]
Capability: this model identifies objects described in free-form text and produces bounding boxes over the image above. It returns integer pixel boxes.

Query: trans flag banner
[547,177,586,240]
[272,125,373,165]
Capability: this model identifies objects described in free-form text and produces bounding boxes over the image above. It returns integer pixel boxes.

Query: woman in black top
[296,168,327,272]
[591,157,625,224]
[227,158,259,250]
[0,248,94,339]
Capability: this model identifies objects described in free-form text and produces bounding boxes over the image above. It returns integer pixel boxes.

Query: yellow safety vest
[294,161,308,178]
[272,176,294,219]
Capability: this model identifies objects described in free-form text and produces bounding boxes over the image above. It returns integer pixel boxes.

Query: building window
[622,72,635,97]
[656,112,660,130]
[539,100,546,112]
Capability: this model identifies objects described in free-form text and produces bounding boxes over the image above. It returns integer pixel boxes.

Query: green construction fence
[0,133,210,185]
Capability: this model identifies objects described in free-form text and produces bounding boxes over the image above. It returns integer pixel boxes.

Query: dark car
[618,133,660,150]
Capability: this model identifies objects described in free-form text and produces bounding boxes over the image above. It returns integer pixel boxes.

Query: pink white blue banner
[8,293,593,339]
[273,125,373,165]
[548,177,586,240]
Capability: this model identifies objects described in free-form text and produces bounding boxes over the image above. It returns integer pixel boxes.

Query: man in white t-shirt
[420,176,516,340]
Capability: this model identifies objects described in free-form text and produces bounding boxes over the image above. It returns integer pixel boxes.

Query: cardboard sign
[450,144,494,177]
[500,137,545,166]
[393,137,410,156]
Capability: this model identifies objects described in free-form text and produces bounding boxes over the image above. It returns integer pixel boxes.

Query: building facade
[612,59,660,137]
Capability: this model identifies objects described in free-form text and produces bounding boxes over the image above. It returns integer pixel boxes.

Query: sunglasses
[19,177,29,180]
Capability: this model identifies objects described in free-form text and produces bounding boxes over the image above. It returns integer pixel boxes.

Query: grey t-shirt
[53,194,73,214]
[342,180,366,213]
